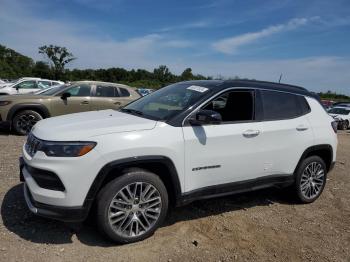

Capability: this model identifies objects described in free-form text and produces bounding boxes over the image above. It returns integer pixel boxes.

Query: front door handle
[296,125,308,131]
[80,101,89,105]
[243,130,260,138]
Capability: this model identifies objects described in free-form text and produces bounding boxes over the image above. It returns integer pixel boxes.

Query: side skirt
[176,175,294,206]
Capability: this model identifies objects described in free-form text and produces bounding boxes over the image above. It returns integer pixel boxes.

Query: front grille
[25,133,42,157]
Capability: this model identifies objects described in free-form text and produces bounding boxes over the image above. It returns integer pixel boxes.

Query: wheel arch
[84,156,182,210]
[295,144,334,173]
[6,103,51,121]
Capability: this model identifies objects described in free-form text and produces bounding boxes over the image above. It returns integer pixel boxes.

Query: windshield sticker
[187,85,209,93]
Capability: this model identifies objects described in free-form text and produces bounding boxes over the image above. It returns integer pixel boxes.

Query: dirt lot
[0,130,349,262]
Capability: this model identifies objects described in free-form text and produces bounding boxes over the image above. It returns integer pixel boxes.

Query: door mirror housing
[189,109,222,125]
[61,92,71,100]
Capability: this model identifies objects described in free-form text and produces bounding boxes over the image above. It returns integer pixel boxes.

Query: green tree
[181,67,193,80]
[153,65,173,84]
[38,45,76,80]
[32,61,52,79]
[0,44,34,79]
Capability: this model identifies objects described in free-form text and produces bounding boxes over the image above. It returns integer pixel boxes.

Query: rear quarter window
[298,96,311,115]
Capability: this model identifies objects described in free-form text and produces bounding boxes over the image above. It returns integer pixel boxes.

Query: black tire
[294,156,327,203]
[12,110,43,135]
[96,168,169,244]
[342,120,349,130]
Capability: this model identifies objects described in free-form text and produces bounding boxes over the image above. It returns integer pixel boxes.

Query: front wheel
[341,120,349,130]
[294,156,327,203]
[96,168,169,243]
[12,110,43,135]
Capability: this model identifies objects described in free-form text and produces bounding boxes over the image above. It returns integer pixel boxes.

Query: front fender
[6,103,51,121]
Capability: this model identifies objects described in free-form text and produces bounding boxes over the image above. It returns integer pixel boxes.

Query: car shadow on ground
[1,183,297,247]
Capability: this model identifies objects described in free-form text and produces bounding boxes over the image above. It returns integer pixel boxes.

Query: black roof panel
[182,80,312,97]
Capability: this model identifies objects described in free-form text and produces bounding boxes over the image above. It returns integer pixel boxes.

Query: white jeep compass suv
[19,80,338,243]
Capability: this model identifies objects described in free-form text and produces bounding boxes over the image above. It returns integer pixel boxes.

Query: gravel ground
[0,129,349,262]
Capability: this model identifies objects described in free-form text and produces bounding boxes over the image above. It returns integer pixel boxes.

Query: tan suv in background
[0,81,140,135]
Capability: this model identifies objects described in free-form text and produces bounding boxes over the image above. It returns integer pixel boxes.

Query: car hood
[32,110,158,140]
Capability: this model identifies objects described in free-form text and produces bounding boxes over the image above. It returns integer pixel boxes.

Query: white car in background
[0,78,64,95]
[0,77,38,87]
[328,107,350,130]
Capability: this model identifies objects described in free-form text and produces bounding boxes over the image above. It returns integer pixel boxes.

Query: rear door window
[38,81,52,89]
[95,86,118,97]
[261,90,308,120]
[64,84,91,97]
[119,88,130,97]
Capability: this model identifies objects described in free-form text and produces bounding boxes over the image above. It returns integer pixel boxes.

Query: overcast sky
[0,0,349,94]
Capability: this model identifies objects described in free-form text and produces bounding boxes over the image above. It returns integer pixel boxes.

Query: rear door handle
[80,101,89,105]
[296,125,308,131]
[243,130,260,138]
[114,101,121,105]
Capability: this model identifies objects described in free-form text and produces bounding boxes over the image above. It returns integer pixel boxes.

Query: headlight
[0,101,11,106]
[39,141,97,157]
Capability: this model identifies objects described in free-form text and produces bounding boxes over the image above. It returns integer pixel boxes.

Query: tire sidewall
[340,120,348,130]
[97,170,169,244]
[295,156,327,203]
[344,120,349,130]
[12,110,43,135]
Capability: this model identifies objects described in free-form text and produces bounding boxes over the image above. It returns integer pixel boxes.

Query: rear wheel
[294,156,327,203]
[12,110,43,135]
[96,168,168,243]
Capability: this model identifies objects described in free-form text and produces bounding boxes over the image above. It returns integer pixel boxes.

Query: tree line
[0,44,208,89]
[1,44,349,98]
[319,91,350,101]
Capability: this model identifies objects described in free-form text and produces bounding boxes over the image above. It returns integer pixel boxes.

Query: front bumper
[23,183,89,222]
[19,144,100,222]
[20,140,104,207]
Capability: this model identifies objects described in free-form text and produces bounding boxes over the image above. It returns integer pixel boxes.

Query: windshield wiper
[120,108,162,121]
[120,108,144,116]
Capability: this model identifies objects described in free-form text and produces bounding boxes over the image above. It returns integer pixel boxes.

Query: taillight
[331,121,338,133]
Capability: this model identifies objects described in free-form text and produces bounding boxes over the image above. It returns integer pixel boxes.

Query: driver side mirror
[60,92,71,100]
[189,109,222,125]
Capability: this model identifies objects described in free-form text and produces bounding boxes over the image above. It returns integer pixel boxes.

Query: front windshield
[39,84,68,95]
[122,82,214,121]
[328,108,350,115]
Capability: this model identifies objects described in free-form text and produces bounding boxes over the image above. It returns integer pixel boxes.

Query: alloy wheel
[16,113,40,134]
[300,162,325,200]
[108,182,162,238]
